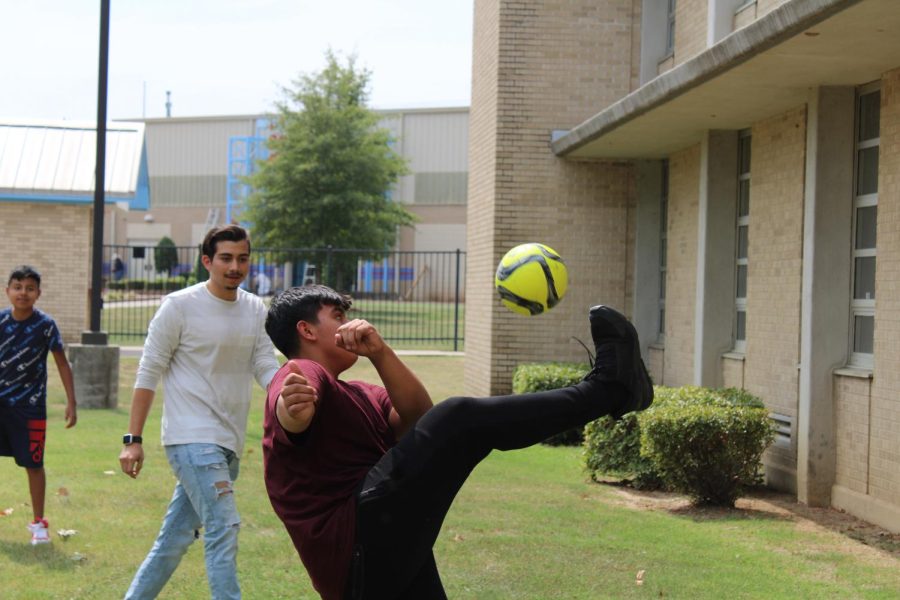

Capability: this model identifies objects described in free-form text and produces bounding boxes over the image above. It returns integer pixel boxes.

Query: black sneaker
[583,305,653,419]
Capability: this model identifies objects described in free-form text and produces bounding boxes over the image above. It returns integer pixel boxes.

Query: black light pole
[84,0,110,345]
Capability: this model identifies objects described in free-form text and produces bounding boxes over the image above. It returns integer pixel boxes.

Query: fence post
[326,245,334,289]
[453,248,461,352]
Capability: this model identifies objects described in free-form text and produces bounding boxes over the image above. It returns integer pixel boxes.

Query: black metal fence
[101,245,466,351]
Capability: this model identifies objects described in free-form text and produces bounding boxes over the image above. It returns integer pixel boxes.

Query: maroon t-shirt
[263,359,396,600]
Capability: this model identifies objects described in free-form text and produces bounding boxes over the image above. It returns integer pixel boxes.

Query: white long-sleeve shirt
[135,282,280,455]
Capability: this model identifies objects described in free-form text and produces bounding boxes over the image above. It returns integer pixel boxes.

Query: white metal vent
[769,413,792,449]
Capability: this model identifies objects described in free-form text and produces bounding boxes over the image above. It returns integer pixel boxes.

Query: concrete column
[69,344,119,409]
[797,86,854,506]
[633,160,664,360]
[694,130,738,387]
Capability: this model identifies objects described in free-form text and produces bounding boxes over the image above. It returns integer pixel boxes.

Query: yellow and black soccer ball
[495,243,568,316]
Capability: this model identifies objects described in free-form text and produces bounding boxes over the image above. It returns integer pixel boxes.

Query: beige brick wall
[465,0,501,395]
[674,0,708,66]
[834,374,873,495]
[743,107,806,416]
[0,203,92,344]
[741,106,806,471]
[663,144,700,386]
[733,2,757,30]
[869,67,900,509]
[648,346,665,386]
[466,0,638,395]
[721,355,745,389]
[757,0,790,18]
[662,144,699,387]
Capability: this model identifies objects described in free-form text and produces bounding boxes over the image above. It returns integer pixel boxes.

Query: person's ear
[297,320,316,341]
[201,254,212,270]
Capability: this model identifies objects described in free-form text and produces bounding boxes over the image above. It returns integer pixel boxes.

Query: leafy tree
[154,236,179,276]
[246,51,414,269]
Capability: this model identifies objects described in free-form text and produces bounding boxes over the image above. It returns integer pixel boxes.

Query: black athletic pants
[344,379,628,600]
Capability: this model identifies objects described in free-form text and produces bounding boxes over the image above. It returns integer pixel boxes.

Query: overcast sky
[0,0,474,121]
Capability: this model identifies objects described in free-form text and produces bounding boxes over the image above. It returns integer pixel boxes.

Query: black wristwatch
[123,433,143,445]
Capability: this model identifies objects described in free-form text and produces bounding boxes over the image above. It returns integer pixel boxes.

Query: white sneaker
[28,519,50,545]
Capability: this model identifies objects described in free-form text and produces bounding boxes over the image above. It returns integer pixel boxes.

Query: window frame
[665,0,676,56]
[733,130,751,353]
[848,83,880,367]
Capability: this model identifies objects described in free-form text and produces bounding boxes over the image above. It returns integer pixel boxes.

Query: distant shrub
[512,362,588,446]
[154,236,179,275]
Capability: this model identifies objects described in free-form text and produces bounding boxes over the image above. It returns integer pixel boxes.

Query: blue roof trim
[0,192,132,205]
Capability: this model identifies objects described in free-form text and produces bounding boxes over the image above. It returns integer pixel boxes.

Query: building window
[734,131,751,352]
[665,0,676,56]
[850,85,879,365]
[659,161,669,340]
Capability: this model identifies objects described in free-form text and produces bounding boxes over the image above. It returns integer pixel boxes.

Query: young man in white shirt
[118,225,280,600]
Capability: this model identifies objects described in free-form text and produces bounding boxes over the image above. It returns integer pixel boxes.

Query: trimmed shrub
[583,386,770,495]
[583,412,663,489]
[639,395,774,507]
[512,362,587,446]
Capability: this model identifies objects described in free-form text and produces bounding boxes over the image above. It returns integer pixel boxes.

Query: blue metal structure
[225,117,273,224]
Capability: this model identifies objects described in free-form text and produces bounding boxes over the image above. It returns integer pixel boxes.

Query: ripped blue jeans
[125,444,241,600]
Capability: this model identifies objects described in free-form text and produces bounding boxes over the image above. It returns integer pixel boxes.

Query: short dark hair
[201,225,251,259]
[8,265,41,287]
[266,285,352,358]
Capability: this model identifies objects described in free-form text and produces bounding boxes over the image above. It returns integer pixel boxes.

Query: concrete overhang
[552,0,900,160]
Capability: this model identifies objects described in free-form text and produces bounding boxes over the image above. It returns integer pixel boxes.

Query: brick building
[0,120,149,343]
[466,0,900,530]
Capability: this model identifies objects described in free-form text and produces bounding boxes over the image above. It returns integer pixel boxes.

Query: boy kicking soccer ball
[262,284,652,599]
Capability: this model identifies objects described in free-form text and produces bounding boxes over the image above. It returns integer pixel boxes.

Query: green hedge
[512,362,588,446]
[583,385,774,505]
[640,393,773,507]
[107,276,197,291]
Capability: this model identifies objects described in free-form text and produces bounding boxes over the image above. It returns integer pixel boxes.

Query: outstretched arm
[51,349,77,428]
[336,319,432,436]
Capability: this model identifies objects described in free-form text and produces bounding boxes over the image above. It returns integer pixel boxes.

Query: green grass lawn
[1,355,898,599]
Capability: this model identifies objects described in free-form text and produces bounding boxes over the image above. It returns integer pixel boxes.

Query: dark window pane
[736,310,746,342]
[736,265,747,299]
[659,270,667,298]
[739,136,752,174]
[857,147,879,195]
[659,308,666,335]
[660,242,667,268]
[854,256,876,300]
[853,315,874,354]
[737,225,749,259]
[855,206,877,249]
[738,180,750,217]
[858,91,880,142]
